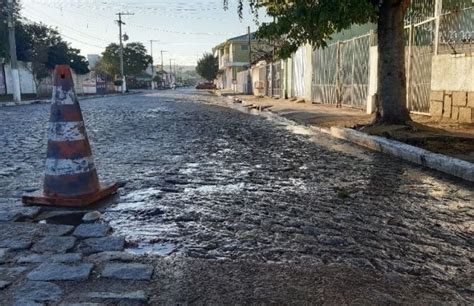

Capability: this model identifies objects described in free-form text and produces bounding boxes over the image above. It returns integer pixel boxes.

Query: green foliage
[0,18,90,76]
[196,53,218,82]
[100,42,152,77]
[230,0,379,59]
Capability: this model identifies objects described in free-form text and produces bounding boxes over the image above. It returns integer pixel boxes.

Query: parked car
[195,82,216,90]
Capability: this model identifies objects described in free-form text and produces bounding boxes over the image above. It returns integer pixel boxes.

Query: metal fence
[405,19,436,113]
[312,44,338,104]
[312,34,371,109]
[266,62,282,97]
[236,70,250,94]
[404,0,473,113]
[438,5,474,55]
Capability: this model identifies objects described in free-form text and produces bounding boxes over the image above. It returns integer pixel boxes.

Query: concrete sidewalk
[228,94,474,136]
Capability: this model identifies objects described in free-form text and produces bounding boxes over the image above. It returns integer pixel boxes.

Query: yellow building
[213,32,260,90]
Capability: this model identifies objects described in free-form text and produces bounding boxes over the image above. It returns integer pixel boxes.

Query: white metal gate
[312,34,370,109]
[406,19,436,113]
[291,46,306,97]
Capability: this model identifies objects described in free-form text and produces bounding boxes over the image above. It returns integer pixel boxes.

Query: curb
[0,91,144,107]
[330,127,474,182]
[0,100,49,107]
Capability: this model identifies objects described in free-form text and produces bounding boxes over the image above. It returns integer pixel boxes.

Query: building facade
[213,33,260,90]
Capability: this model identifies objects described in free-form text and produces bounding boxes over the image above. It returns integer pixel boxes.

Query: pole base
[22,183,118,208]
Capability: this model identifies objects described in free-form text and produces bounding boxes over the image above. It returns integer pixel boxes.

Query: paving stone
[0,223,74,250]
[86,251,135,263]
[37,224,75,236]
[73,223,111,238]
[13,300,44,306]
[82,211,102,223]
[32,236,77,254]
[14,281,63,302]
[0,223,36,250]
[86,291,147,302]
[101,263,153,280]
[77,237,125,255]
[0,280,11,289]
[17,253,82,264]
[27,263,93,281]
[0,199,42,221]
[0,266,28,281]
[60,303,105,306]
[0,210,21,222]
[0,248,7,263]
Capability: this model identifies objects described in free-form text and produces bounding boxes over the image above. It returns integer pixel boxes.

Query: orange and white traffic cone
[22,65,118,207]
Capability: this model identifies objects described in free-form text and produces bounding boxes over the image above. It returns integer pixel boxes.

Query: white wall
[431,54,474,92]
[3,62,37,95]
[304,44,313,102]
[367,46,378,114]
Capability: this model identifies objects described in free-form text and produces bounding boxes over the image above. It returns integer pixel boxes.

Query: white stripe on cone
[45,157,95,176]
[48,122,86,142]
[52,87,76,105]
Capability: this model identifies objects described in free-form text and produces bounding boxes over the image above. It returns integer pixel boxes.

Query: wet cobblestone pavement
[1,90,473,301]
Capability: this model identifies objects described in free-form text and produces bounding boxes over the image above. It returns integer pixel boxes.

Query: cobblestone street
[0,89,473,304]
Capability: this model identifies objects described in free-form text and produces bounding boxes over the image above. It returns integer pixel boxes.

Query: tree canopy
[99,42,152,78]
[0,16,90,75]
[196,53,218,82]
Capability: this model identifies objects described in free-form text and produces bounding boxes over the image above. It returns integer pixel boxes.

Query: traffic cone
[22,65,118,207]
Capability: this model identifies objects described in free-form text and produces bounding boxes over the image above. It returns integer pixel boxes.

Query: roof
[227,32,257,42]
[213,32,257,51]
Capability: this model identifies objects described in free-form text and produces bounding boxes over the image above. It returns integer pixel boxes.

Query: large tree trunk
[375,0,412,124]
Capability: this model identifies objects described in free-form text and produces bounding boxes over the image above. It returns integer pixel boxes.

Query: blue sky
[21,0,268,66]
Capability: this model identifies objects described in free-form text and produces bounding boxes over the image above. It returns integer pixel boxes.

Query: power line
[21,17,107,49]
[24,3,112,43]
[21,12,110,43]
[25,0,240,36]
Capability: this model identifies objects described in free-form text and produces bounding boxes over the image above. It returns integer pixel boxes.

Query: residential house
[213,32,262,90]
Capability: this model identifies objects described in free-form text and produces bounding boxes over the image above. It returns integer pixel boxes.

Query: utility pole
[116,12,133,94]
[7,0,21,102]
[149,40,159,90]
[247,26,252,95]
[169,58,174,85]
[160,50,167,85]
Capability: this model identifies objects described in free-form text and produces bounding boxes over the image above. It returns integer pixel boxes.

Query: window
[240,45,249,51]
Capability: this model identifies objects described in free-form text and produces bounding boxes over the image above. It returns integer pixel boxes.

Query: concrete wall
[367,46,379,114]
[429,54,474,124]
[431,54,474,92]
[3,62,37,95]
